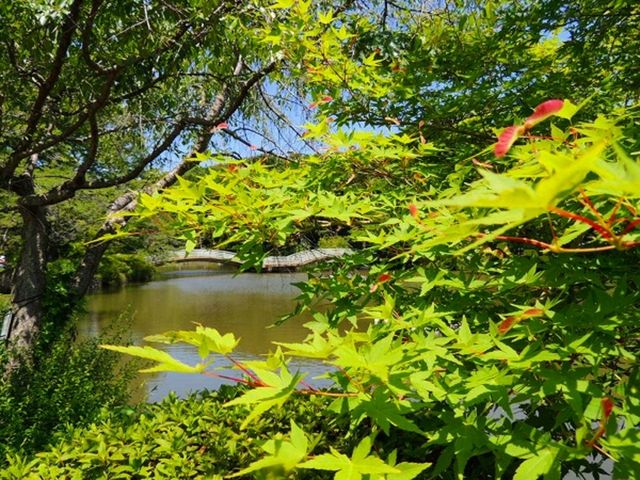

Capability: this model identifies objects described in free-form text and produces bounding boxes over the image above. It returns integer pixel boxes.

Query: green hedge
[1,387,373,479]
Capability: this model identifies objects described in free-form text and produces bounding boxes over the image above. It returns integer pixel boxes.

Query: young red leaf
[522,308,544,318]
[370,273,392,293]
[309,96,333,109]
[216,122,229,130]
[378,273,392,283]
[494,125,524,158]
[523,99,564,129]
[408,203,419,218]
[497,316,516,334]
[601,397,614,418]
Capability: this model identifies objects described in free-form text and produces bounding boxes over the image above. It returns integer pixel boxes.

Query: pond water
[80,264,331,402]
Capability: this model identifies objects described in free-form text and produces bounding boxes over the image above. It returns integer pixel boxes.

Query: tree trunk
[0,270,10,294]
[70,237,109,299]
[70,192,137,299]
[5,204,49,368]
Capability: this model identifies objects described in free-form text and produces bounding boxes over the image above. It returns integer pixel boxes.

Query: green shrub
[1,385,439,479]
[0,294,9,316]
[0,320,136,460]
[98,254,155,288]
[0,387,362,479]
[317,236,351,249]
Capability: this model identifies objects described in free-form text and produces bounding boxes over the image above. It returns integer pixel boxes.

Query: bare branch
[220,60,279,120]
[221,127,288,160]
[82,122,186,190]
[257,84,320,154]
[81,0,108,74]
[17,74,117,161]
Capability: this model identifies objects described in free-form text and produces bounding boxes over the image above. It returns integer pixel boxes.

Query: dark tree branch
[6,4,211,170]
[17,74,117,162]
[81,0,108,74]
[4,40,44,84]
[219,60,279,120]
[221,127,288,160]
[1,0,84,179]
[71,55,279,296]
[257,83,320,154]
[23,54,256,206]
[83,123,186,190]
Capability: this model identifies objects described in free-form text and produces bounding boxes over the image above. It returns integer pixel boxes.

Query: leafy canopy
[103,1,640,479]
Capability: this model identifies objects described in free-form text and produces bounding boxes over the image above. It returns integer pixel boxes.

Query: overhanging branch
[1,0,84,180]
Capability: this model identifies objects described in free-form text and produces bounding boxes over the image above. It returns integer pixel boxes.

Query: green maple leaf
[224,365,302,429]
[299,437,399,480]
[228,421,309,477]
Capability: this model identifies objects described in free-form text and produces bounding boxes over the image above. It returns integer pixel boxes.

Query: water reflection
[81,267,332,402]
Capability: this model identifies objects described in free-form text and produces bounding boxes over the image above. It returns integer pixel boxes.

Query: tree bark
[0,270,11,294]
[5,203,49,369]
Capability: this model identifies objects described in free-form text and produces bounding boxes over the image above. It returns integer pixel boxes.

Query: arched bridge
[161,248,352,270]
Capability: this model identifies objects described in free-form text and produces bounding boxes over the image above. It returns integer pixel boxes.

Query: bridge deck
[163,248,352,270]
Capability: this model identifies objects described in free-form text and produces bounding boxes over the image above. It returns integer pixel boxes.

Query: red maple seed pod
[216,122,229,130]
[524,99,564,130]
[495,125,525,158]
[522,308,544,318]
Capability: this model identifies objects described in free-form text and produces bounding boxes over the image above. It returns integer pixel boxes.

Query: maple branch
[548,206,615,241]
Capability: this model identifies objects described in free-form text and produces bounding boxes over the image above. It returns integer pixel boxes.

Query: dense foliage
[0,321,135,459]
[3,0,640,479]
[106,1,640,478]
[2,386,428,479]
[113,105,640,479]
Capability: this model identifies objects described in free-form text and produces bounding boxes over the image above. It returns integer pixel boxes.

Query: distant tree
[0,0,309,363]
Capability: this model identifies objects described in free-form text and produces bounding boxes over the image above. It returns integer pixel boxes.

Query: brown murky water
[81,264,331,402]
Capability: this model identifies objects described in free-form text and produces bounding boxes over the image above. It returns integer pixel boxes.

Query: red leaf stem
[601,397,614,418]
[202,371,252,385]
[548,207,615,241]
[225,355,265,386]
[621,218,640,235]
[607,198,624,226]
[492,234,554,250]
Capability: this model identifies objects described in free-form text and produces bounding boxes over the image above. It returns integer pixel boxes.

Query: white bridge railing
[163,248,353,269]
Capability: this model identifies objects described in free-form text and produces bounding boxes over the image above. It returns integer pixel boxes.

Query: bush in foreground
[1,386,428,479]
